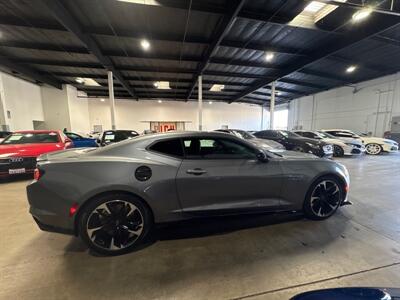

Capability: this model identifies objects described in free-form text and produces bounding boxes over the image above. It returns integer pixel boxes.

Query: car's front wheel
[78,193,152,255]
[303,176,344,220]
[365,143,382,155]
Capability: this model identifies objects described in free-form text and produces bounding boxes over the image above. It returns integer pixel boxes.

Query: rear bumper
[0,156,37,178]
[27,180,75,235]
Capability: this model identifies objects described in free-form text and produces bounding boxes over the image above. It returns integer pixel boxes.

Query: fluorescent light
[100,98,105,102]
[304,1,326,13]
[154,81,170,89]
[265,52,274,62]
[208,101,213,104]
[141,39,150,50]
[352,8,372,22]
[346,65,357,73]
[75,77,100,86]
[276,91,281,96]
[158,100,162,103]
[210,84,224,92]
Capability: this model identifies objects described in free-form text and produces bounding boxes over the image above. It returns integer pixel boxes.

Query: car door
[176,136,284,215]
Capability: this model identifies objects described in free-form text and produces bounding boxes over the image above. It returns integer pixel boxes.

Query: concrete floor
[1,154,400,300]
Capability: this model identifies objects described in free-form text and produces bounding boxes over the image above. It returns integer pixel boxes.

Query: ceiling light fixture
[75,77,84,84]
[304,1,326,13]
[154,81,170,89]
[265,52,274,62]
[100,98,105,102]
[141,39,150,50]
[346,65,357,73]
[352,8,372,22]
[158,100,162,103]
[209,101,213,104]
[210,84,225,92]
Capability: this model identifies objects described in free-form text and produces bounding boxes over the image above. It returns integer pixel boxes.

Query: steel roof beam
[0,55,61,89]
[185,0,246,100]
[230,15,400,102]
[40,0,137,99]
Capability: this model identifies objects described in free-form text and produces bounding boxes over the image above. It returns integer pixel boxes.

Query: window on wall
[273,109,288,130]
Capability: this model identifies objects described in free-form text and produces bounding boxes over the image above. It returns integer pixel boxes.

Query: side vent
[135,166,152,181]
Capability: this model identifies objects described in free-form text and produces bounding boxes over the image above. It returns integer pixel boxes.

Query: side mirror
[256,151,269,163]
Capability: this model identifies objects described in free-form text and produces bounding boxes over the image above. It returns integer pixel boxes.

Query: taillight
[33,168,44,180]
[69,203,79,217]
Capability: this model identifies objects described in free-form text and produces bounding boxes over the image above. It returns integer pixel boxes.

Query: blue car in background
[65,132,98,148]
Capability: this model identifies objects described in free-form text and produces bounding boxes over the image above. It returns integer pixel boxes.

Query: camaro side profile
[27,132,350,255]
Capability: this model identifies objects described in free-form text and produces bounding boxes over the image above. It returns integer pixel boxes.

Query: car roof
[321,129,352,131]
[14,130,61,134]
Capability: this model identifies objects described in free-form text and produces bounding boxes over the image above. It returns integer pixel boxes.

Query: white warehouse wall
[88,99,267,132]
[0,71,44,131]
[288,72,400,136]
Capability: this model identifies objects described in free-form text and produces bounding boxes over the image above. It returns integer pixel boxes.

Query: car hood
[290,136,325,145]
[270,149,317,159]
[249,138,285,149]
[0,143,65,158]
[361,136,398,144]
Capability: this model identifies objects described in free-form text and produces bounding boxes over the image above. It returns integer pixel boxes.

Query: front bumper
[343,144,365,156]
[26,180,75,235]
[310,147,333,158]
[382,144,399,153]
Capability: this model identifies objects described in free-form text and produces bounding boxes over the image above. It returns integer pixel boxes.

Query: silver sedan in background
[27,131,350,255]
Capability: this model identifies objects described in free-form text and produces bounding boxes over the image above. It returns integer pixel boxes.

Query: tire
[293,146,305,152]
[365,143,382,155]
[333,145,344,157]
[78,193,152,256]
[303,176,344,220]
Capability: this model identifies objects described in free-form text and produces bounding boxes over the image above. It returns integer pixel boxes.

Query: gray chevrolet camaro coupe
[27,131,350,255]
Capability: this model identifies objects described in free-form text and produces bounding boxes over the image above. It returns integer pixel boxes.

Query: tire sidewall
[78,193,152,256]
[303,176,344,220]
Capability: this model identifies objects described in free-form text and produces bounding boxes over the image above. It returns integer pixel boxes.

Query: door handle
[186,168,207,175]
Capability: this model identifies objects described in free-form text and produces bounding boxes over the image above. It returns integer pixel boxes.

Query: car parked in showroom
[27,131,350,255]
[321,129,399,155]
[0,130,73,178]
[98,130,139,146]
[0,131,12,143]
[294,130,365,157]
[254,130,333,158]
[65,132,98,148]
[215,129,285,150]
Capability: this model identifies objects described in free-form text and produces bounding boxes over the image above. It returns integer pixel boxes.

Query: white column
[198,75,203,131]
[108,71,116,130]
[270,81,276,129]
[260,105,264,130]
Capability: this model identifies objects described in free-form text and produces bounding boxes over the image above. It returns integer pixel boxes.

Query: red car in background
[0,130,73,178]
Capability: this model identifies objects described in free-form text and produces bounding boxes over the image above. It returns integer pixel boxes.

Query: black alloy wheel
[79,194,152,255]
[304,177,343,220]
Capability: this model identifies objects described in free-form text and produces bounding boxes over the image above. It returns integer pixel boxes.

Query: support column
[198,75,203,131]
[270,81,276,129]
[260,105,264,130]
[108,71,116,130]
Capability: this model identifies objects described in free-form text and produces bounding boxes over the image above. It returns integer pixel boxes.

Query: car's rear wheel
[78,193,152,256]
[304,176,343,220]
[333,145,344,157]
[365,143,382,155]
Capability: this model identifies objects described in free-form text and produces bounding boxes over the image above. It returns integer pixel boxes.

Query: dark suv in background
[254,130,333,158]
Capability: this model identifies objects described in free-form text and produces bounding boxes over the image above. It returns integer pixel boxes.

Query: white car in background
[321,129,399,155]
[294,130,365,157]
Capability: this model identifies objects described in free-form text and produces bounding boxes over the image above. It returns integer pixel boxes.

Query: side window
[183,138,256,159]
[334,131,353,138]
[67,133,80,140]
[303,132,314,138]
[149,139,183,157]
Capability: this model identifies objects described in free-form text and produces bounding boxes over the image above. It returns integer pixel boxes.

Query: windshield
[1,132,60,144]
[279,130,301,138]
[316,131,336,139]
[233,130,255,140]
